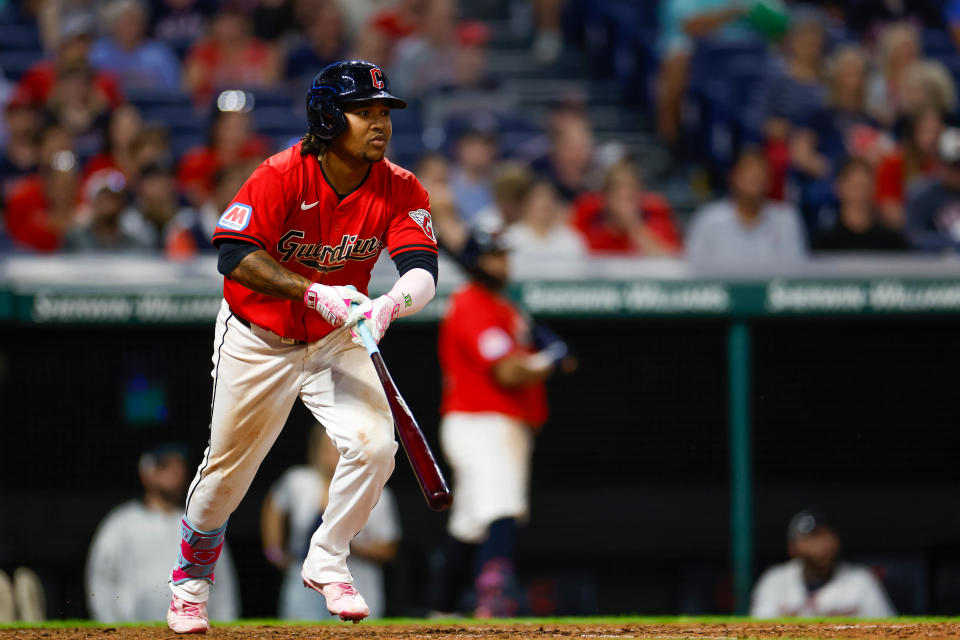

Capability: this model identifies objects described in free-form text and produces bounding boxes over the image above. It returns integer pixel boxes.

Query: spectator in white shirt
[261,424,400,619]
[686,148,807,271]
[504,178,587,263]
[86,444,240,622]
[751,508,896,619]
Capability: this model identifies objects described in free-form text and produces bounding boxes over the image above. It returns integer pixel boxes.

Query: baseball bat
[347,290,452,512]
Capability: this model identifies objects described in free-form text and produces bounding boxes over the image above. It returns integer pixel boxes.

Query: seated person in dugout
[751,508,895,618]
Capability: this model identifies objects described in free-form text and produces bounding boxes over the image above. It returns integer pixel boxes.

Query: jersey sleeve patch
[478,326,513,361]
[407,208,437,242]
[218,203,253,231]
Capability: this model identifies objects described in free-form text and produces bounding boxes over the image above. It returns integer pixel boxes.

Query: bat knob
[428,492,453,512]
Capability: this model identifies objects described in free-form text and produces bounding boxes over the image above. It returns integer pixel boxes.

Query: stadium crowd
[1,0,960,268]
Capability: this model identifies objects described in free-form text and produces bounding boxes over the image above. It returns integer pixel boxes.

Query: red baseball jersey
[212,141,437,342]
[438,282,548,428]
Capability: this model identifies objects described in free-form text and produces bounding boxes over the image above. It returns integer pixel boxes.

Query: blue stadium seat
[248,88,294,109]
[390,105,422,135]
[171,133,205,158]
[922,29,956,59]
[140,105,207,134]
[388,132,424,160]
[0,23,41,51]
[126,87,193,109]
[0,49,38,81]
[253,106,297,132]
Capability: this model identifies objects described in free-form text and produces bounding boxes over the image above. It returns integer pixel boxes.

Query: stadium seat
[171,133,205,158]
[922,29,956,59]
[247,88,294,109]
[390,105,423,136]
[253,106,298,132]
[0,23,41,51]
[0,50,38,82]
[140,105,207,135]
[126,87,193,109]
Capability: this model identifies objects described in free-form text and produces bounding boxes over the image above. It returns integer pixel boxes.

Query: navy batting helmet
[306,60,407,142]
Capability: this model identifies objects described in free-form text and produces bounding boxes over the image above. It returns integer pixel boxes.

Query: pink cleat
[302,572,369,623]
[167,594,209,634]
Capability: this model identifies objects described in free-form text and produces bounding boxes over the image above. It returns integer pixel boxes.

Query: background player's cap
[787,507,832,541]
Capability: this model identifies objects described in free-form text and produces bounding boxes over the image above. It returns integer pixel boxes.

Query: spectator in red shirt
[12,13,124,111]
[875,106,943,228]
[42,61,114,161]
[81,104,144,195]
[572,159,682,256]
[166,163,250,258]
[5,145,80,252]
[351,0,423,67]
[176,107,270,206]
[183,5,281,105]
[130,124,173,176]
[0,103,43,199]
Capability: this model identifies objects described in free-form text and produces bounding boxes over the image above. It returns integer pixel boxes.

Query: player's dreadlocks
[300,132,328,158]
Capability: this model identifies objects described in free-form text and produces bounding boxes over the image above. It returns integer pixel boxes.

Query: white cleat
[302,572,370,623]
[167,594,209,634]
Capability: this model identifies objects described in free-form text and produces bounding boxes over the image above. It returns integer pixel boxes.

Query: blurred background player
[86,444,240,623]
[430,226,575,618]
[261,424,400,620]
[750,508,895,618]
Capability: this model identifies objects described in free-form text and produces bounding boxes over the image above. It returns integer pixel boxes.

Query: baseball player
[162,60,438,633]
[750,508,896,618]
[431,228,573,617]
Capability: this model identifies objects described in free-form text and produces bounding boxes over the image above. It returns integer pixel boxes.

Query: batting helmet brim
[337,91,407,109]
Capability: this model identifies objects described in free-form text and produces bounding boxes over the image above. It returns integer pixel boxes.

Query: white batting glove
[303,284,369,327]
[344,293,401,345]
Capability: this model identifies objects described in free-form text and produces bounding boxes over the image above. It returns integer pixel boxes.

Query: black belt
[232,311,305,345]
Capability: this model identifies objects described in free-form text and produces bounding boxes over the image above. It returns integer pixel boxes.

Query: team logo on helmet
[370,67,385,89]
[408,209,436,242]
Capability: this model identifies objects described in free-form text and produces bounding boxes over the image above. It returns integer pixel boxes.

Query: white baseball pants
[440,412,533,544]
[172,300,396,603]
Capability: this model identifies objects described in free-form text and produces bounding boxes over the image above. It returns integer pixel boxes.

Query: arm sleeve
[384,176,439,260]
[385,267,436,318]
[392,249,438,285]
[216,240,262,277]
[211,164,289,250]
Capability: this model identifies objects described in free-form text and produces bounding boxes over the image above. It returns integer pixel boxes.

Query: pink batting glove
[345,293,401,345]
[303,284,368,326]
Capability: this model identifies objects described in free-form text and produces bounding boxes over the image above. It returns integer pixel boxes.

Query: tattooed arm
[230,249,311,301]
